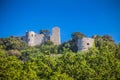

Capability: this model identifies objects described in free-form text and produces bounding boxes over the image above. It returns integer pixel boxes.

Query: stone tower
[25,31,45,46]
[26,31,35,46]
[77,37,94,51]
[50,27,61,45]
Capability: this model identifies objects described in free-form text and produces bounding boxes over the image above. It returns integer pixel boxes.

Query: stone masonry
[21,26,94,51]
[21,31,45,46]
[50,27,61,45]
[21,27,61,46]
[77,37,94,51]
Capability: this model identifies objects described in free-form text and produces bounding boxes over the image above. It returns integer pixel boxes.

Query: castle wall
[21,27,61,46]
[77,38,94,51]
[34,34,44,46]
[26,31,35,46]
[21,27,94,51]
[22,31,45,46]
[50,27,61,45]
[21,36,27,42]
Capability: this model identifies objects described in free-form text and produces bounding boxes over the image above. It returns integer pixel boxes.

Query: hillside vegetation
[0,33,120,80]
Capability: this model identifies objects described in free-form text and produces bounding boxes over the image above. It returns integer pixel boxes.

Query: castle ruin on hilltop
[77,38,94,51]
[21,26,94,51]
[21,27,60,46]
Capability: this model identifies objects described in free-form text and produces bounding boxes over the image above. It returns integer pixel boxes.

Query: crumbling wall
[50,27,61,45]
[77,37,94,51]
[21,27,61,46]
[23,31,45,46]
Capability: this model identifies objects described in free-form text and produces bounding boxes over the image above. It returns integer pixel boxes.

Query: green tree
[0,56,24,80]
[115,42,120,59]
[0,37,27,50]
[71,32,86,41]
[50,72,74,80]
[40,29,50,40]
[60,32,86,52]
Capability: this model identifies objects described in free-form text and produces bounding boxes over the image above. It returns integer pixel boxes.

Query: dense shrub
[0,34,120,80]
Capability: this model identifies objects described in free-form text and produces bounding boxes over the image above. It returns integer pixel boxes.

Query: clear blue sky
[0,0,120,43]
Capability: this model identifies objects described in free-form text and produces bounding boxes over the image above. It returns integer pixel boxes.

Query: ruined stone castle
[21,27,94,51]
[77,38,94,51]
[21,27,60,46]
